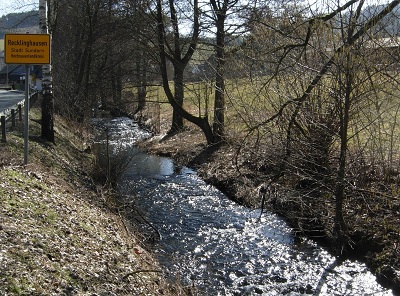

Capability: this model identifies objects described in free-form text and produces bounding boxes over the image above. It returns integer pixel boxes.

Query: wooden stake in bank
[4,34,51,165]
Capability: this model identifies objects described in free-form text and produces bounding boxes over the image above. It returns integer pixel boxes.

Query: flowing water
[93,117,394,296]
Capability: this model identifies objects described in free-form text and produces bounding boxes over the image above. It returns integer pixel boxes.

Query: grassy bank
[0,106,186,295]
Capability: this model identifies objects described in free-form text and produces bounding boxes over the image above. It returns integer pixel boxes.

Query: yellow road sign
[4,34,51,64]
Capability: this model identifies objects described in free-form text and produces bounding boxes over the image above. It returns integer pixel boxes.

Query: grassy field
[138,73,400,293]
[135,74,400,165]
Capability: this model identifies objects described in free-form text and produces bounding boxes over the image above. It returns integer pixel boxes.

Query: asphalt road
[0,90,25,116]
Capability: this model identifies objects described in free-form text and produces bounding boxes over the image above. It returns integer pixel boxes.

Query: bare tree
[157,0,220,143]
[209,0,233,142]
[238,0,400,250]
[155,0,201,133]
[52,0,143,119]
[156,0,265,143]
[39,0,57,142]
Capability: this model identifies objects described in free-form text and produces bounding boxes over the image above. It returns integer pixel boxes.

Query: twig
[123,269,162,280]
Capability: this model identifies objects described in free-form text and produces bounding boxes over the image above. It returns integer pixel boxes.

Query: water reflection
[94,117,393,296]
[126,151,175,178]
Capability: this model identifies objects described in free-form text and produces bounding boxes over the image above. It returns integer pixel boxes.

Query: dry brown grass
[0,106,189,295]
[139,110,400,294]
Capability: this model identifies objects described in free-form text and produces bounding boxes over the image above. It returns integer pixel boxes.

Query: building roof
[0,64,42,77]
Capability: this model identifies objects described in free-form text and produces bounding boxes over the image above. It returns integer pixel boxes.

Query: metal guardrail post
[1,116,6,143]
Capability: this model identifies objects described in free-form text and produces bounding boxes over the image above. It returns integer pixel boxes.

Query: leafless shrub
[91,131,138,188]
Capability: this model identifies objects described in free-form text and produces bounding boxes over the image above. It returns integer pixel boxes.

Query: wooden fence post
[11,109,16,128]
[1,116,6,143]
[18,104,22,121]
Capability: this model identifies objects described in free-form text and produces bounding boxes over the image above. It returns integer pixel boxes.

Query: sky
[0,0,393,18]
[0,0,37,17]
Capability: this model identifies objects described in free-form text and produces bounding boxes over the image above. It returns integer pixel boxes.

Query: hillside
[0,103,187,295]
[0,11,39,38]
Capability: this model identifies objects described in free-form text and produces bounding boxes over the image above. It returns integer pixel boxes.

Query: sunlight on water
[95,117,394,296]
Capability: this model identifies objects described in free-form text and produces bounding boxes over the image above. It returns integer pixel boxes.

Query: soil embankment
[0,108,187,295]
[139,123,400,295]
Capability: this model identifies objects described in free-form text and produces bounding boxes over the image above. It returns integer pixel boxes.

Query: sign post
[4,34,51,165]
[24,64,30,165]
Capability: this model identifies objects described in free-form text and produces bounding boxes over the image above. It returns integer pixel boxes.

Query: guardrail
[1,92,39,143]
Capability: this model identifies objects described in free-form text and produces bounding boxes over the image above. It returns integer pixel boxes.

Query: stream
[93,117,394,295]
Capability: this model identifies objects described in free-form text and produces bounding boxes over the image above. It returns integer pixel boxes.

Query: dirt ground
[139,120,400,295]
[0,108,190,295]
[2,102,397,294]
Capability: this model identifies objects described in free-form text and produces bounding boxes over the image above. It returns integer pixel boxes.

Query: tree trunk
[135,58,147,114]
[213,12,226,143]
[171,65,185,133]
[156,0,216,143]
[167,0,187,133]
[39,0,54,142]
[334,46,354,251]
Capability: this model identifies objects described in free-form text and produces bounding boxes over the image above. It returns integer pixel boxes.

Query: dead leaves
[0,166,175,295]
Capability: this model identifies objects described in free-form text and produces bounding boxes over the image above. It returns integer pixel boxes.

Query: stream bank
[138,122,400,295]
[91,117,392,295]
[0,107,187,295]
